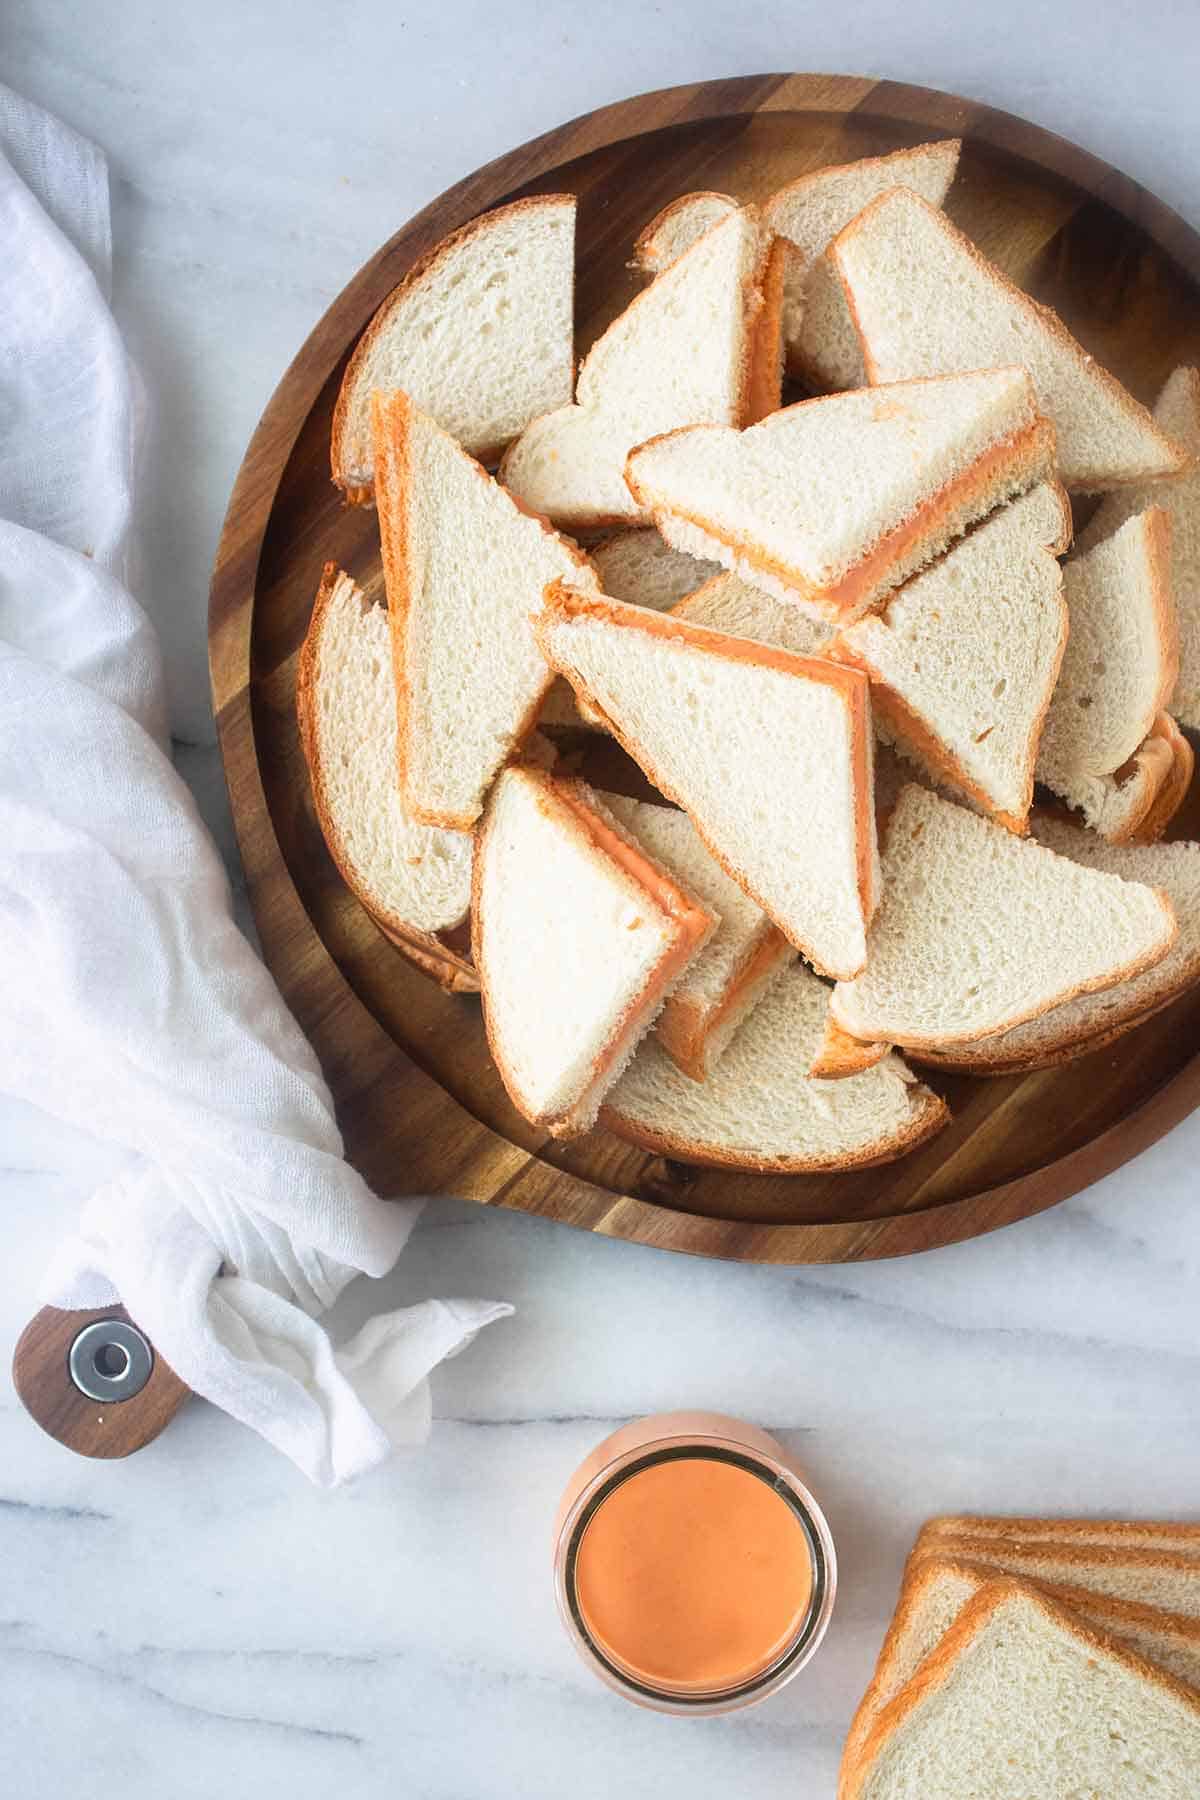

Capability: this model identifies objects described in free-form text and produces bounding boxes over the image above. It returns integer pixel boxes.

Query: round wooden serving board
[210,73,1200,1264]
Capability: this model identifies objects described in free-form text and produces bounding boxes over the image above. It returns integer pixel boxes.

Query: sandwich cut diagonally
[539,583,878,980]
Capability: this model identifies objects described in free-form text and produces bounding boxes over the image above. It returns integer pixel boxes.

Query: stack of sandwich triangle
[839,1513,1200,1796]
[301,136,1200,1170]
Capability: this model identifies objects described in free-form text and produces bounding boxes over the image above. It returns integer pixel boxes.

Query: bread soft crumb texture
[539,585,877,979]
[631,191,738,271]
[592,530,721,609]
[767,140,960,390]
[626,367,1053,622]
[372,391,598,829]
[500,208,774,528]
[845,1581,1200,1800]
[832,187,1191,490]
[911,820,1200,1071]
[601,795,793,1079]
[830,784,1176,1045]
[842,1557,1200,1786]
[602,961,948,1170]
[631,145,959,392]
[1077,367,1200,727]
[296,566,474,940]
[831,484,1071,831]
[472,766,713,1137]
[672,570,833,655]
[799,253,872,394]
[1054,718,1179,846]
[1037,508,1178,831]
[332,196,575,496]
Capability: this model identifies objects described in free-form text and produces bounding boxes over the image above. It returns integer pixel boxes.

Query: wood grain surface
[209,73,1200,1264]
[12,1306,190,1459]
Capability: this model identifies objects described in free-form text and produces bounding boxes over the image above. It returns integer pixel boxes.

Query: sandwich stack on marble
[300,138,1200,1169]
[838,1513,1200,1796]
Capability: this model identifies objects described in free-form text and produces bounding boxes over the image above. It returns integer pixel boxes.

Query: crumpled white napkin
[0,84,510,1486]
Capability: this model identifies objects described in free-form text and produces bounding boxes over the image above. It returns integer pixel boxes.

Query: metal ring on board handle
[12,1304,190,1459]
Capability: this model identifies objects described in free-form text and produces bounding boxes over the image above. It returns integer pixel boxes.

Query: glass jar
[552,1410,837,1715]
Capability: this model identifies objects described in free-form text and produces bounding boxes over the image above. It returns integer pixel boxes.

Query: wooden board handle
[12,1304,190,1459]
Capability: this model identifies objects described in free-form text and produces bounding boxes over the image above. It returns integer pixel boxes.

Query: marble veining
[4,2,1200,1795]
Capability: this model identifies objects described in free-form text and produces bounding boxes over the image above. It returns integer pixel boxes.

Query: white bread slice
[1051,713,1179,846]
[832,187,1192,490]
[540,535,721,731]
[632,144,959,392]
[602,961,948,1170]
[472,766,713,1137]
[592,530,720,609]
[538,584,877,979]
[672,570,832,655]
[810,1008,891,1079]
[907,1537,1200,1616]
[601,795,793,1080]
[830,784,1176,1046]
[919,1515,1200,1556]
[768,141,960,391]
[500,208,779,529]
[1037,508,1178,833]
[372,391,598,829]
[296,564,476,973]
[798,252,874,395]
[842,1557,1200,1787]
[625,367,1055,623]
[631,192,738,271]
[829,484,1071,832]
[911,819,1200,1072]
[332,196,575,499]
[1077,368,1200,727]
[843,1580,1200,1800]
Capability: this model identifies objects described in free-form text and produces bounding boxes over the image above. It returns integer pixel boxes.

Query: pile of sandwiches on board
[299,138,1200,1173]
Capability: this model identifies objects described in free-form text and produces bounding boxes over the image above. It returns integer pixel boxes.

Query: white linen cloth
[0,84,510,1485]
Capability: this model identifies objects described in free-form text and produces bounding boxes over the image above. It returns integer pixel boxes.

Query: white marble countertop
[4,4,1200,1795]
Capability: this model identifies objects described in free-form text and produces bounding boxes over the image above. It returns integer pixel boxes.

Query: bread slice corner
[472,764,715,1137]
[630,191,739,273]
[296,562,476,979]
[600,794,795,1080]
[809,1008,891,1079]
[829,482,1072,833]
[332,194,575,500]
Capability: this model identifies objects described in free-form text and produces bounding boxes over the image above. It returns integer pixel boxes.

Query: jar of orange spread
[552,1412,836,1714]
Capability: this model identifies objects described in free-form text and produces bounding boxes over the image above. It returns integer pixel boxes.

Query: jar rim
[553,1428,837,1715]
